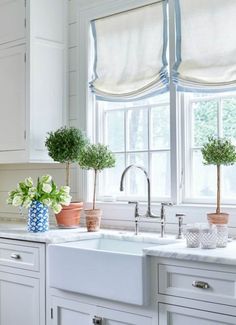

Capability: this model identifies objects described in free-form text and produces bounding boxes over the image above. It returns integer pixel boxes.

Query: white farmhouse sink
[48,236,175,305]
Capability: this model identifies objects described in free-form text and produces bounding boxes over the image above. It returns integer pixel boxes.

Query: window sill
[83,200,236,231]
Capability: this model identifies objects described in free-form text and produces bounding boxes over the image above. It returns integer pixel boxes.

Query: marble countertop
[0,221,179,244]
[1,221,236,267]
[144,241,236,266]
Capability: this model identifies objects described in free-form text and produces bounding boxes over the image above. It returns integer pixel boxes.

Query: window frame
[77,0,180,205]
[77,0,236,212]
[182,92,236,205]
[95,98,172,202]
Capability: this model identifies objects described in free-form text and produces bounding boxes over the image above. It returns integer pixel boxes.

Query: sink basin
[48,236,175,305]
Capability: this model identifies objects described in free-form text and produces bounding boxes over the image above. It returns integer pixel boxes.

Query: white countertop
[144,241,236,266]
[0,222,178,244]
[1,221,236,266]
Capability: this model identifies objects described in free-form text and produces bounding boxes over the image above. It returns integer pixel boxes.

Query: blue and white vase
[28,200,49,233]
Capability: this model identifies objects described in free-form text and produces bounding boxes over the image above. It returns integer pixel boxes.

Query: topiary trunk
[66,162,70,187]
[216,165,221,214]
[93,170,98,210]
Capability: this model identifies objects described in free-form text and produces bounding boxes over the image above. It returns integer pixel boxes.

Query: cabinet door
[159,303,236,325]
[0,272,40,325]
[51,296,96,325]
[98,307,152,325]
[0,0,25,45]
[0,45,26,151]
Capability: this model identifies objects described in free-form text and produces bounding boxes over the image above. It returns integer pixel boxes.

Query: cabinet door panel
[159,303,236,325]
[98,307,152,325]
[0,45,26,151]
[0,0,25,44]
[52,296,96,325]
[0,272,40,325]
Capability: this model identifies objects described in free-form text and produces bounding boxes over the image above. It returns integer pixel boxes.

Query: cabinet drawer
[159,303,236,325]
[0,242,39,272]
[159,264,236,306]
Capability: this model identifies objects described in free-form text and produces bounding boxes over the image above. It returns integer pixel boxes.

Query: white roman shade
[90,1,168,101]
[173,0,236,92]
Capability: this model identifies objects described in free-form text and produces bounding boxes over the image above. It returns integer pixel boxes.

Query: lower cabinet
[0,239,45,325]
[51,296,153,325]
[159,303,236,325]
[0,272,40,325]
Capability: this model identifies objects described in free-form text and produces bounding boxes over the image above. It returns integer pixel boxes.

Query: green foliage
[202,137,236,166]
[78,143,116,171]
[45,127,88,163]
[7,175,72,214]
[78,144,116,209]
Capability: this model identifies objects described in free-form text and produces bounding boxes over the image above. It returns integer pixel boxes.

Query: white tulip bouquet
[7,175,72,214]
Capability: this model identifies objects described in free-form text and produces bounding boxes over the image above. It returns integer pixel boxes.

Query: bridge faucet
[119,164,173,237]
[119,164,158,219]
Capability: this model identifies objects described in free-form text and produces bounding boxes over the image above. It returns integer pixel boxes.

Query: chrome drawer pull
[10,253,21,260]
[192,280,210,289]
[93,316,103,325]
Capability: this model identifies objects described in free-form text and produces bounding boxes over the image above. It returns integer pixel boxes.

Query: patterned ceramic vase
[28,200,49,233]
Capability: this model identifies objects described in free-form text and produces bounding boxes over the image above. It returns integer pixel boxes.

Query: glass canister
[200,224,217,249]
[185,224,200,248]
[216,224,228,248]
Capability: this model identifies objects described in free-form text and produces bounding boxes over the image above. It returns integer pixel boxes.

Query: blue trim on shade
[172,0,182,74]
[95,85,169,102]
[176,84,236,94]
[91,20,98,80]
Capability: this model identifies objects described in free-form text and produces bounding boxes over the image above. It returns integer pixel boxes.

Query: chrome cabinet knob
[10,253,21,260]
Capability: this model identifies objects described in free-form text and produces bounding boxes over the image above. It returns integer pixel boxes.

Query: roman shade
[173,0,236,92]
[90,1,168,101]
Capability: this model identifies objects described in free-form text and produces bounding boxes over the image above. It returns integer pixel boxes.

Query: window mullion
[169,0,179,204]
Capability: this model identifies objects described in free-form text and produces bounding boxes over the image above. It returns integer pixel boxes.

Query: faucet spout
[119,164,157,218]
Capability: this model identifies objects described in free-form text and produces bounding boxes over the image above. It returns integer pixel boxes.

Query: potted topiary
[201,137,236,224]
[78,143,116,232]
[45,126,88,228]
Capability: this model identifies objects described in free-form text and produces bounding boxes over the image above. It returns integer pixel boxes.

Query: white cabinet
[0,0,67,163]
[0,238,45,325]
[50,295,153,325]
[0,0,26,45]
[97,306,152,325]
[0,272,40,325]
[159,303,236,325]
[157,258,236,325]
[51,297,96,325]
[0,45,26,152]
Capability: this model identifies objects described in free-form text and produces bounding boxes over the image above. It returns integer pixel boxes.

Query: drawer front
[0,242,39,272]
[159,264,236,306]
[159,303,236,325]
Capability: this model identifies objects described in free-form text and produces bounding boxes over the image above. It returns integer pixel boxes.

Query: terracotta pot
[84,209,102,232]
[207,212,229,225]
[55,202,83,228]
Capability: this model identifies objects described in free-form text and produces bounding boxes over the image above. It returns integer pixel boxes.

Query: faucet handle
[161,202,173,207]
[128,201,140,235]
[176,213,185,239]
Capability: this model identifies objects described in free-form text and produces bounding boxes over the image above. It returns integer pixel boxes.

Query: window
[96,93,171,201]
[81,0,236,207]
[184,93,236,204]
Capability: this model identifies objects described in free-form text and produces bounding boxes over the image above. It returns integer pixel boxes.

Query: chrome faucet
[120,165,158,219]
[119,164,173,237]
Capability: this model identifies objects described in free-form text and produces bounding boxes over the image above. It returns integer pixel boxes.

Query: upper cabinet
[0,0,67,163]
[0,0,26,45]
